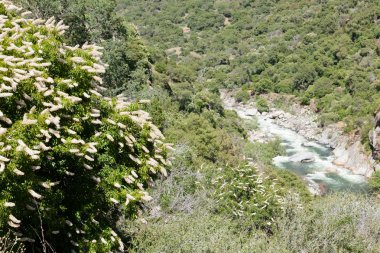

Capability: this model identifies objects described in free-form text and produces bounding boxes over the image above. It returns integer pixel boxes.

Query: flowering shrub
[212,165,283,228]
[0,1,171,251]
[0,232,25,252]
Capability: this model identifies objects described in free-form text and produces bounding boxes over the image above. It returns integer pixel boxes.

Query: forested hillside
[1,0,380,252]
[121,0,380,134]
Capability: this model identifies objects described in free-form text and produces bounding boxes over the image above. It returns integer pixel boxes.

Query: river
[229,103,368,195]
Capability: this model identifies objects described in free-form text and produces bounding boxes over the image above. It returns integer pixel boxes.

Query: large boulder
[333,140,374,176]
[376,112,380,127]
[290,152,316,163]
[302,142,319,148]
[269,110,283,119]
[369,112,380,160]
[245,108,258,116]
[369,127,380,160]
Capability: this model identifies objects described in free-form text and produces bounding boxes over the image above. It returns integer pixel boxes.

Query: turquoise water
[258,117,368,194]
[283,140,367,193]
[228,104,368,194]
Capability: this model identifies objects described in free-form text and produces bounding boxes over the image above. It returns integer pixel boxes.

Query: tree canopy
[0,1,170,251]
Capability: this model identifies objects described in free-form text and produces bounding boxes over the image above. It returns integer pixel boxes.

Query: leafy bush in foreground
[212,165,284,229]
[14,0,152,97]
[129,194,380,253]
[0,2,170,251]
[128,211,285,253]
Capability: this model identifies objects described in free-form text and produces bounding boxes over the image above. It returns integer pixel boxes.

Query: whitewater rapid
[233,106,368,194]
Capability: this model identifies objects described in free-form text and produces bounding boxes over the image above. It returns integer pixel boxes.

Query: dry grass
[128,193,380,253]
[275,193,380,253]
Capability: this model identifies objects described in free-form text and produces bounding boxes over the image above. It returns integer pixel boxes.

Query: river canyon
[222,92,369,195]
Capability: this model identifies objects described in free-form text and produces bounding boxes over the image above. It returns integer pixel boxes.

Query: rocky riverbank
[221,91,377,178]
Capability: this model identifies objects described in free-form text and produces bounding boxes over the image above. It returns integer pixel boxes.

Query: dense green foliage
[368,170,380,193]
[0,3,169,251]
[255,97,270,113]
[276,194,380,253]
[2,0,379,252]
[120,0,380,133]
[15,0,153,97]
[235,89,250,103]
[129,193,380,253]
[213,165,282,227]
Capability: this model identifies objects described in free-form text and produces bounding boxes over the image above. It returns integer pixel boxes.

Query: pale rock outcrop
[369,112,380,160]
[333,140,374,176]
[245,108,258,116]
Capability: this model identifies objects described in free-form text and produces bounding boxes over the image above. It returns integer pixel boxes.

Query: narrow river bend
[229,104,368,195]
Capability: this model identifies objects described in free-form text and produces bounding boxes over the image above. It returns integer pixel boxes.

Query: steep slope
[120,0,380,143]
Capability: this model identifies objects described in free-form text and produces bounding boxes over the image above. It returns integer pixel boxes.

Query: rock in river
[301,142,320,148]
[289,152,315,163]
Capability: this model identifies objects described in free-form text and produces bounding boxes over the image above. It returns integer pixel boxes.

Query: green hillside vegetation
[129,194,380,253]
[1,0,380,252]
[16,0,153,97]
[120,0,380,136]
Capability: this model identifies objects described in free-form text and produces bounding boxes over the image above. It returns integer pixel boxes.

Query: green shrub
[128,211,288,253]
[235,89,250,103]
[244,140,311,202]
[368,170,380,193]
[212,165,283,229]
[165,113,242,165]
[274,78,293,93]
[265,168,312,203]
[171,82,194,110]
[129,193,380,253]
[244,139,284,165]
[274,194,380,253]
[256,97,269,113]
[0,4,170,251]
[188,89,224,114]
[318,112,341,127]
[252,78,272,94]
[292,64,317,91]
[311,77,334,98]
[243,118,259,131]
[15,0,152,97]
